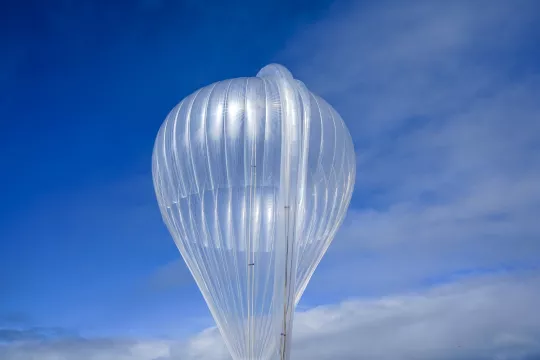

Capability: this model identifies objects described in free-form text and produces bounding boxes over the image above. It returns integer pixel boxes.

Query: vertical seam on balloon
[199,83,238,352]
[166,102,198,287]
[222,81,246,354]
[290,82,312,305]
[320,107,345,246]
[256,78,275,357]
[243,76,254,359]
[184,88,225,336]
[294,94,325,303]
[226,80,247,356]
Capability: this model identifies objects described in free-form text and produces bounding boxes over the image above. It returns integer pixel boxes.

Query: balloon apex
[256,63,295,82]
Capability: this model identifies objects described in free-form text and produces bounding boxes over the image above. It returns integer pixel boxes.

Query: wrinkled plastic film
[152,64,356,360]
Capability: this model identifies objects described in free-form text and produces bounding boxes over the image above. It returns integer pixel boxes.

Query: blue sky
[1,0,540,359]
[0,0,338,335]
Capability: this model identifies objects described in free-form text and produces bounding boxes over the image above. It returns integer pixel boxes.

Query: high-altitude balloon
[152,64,355,360]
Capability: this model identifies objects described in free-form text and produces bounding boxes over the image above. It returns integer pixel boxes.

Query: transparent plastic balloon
[152,64,355,360]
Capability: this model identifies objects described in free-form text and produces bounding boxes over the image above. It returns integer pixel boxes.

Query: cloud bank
[2,273,540,359]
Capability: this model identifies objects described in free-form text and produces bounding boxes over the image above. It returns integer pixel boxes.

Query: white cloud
[183,274,540,360]
[2,273,539,359]
[290,273,540,360]
[0,338,174,360]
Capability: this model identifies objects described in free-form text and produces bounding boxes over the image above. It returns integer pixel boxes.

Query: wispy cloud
[0,327,78,343]
[282,0,539,135]
[273,0,540,300]
[145,259,193,292]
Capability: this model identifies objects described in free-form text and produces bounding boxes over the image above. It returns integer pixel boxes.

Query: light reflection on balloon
[152,64,355,360]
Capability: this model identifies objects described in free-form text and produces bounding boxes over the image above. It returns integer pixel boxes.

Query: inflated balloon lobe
[152,64,355,360]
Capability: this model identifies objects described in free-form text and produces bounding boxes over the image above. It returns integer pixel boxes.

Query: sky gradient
[1,0,540,359]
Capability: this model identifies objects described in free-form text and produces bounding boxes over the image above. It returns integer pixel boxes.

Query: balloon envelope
[152,64,355,360]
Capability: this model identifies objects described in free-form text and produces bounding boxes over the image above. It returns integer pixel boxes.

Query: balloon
[152,64,355,360]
